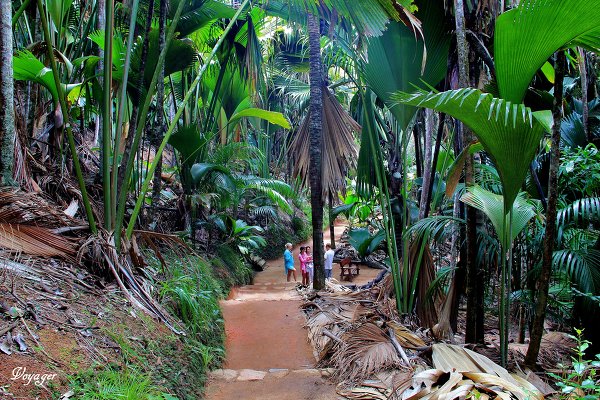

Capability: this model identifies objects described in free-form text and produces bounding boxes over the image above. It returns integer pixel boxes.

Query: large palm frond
[13,50,79,102]
[362,0,450,129]
[289,86,360,199]
[556,197,600,228]
[494,0,600,104]
[393,88,551,211]
[553,249,600,298]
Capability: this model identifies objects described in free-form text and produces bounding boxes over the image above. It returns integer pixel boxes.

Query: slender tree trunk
[151,0,167,216]
[329,192,336,249]
[96,0,105,148]
[419,110,435,219]
[578,48,589,142]
[102,0,115,229]
[455,0,483,344]
[0,0,16,186]
[307,13,325,290]
[413,118,423,178]
[424,114,445,218]
[525,51,565,368]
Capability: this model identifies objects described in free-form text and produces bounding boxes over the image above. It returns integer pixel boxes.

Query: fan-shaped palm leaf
[176,0,236,37]
[461,186,535,250]
[406,215,465,245]
[394,88,551,211]
[13,50,79,102]
[494,0,600,104]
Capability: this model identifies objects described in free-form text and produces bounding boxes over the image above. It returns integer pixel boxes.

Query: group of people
[283,243,336,287]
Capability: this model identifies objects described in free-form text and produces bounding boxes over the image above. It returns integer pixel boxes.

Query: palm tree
[525,50,566,367]
[0,0,15,186]
[306,12,326,289]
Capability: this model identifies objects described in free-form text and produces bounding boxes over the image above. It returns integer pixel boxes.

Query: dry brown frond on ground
[299,273,564,400]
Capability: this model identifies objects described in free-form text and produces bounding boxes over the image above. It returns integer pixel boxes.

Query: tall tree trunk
[455,0,483,344]
[578,48,589,142]
[151,0,167,217]
[525,51,565,368]
[419,110,435,219]
[0,0,16,186]
[96,0,105,148]
[424,114,445,218]
[308,13,325,290]
[329,192,336,249]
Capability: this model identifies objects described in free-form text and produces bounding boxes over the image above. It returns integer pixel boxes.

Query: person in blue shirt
[284,243,297,282]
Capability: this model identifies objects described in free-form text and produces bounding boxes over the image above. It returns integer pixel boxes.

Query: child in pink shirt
[298,247,309,287]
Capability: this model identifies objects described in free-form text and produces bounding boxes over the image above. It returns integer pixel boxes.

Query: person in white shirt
[324,243,335,280]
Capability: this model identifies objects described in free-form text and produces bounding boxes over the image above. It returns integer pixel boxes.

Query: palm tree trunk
[455,0,483,344]
[151,0,167,215]
[424,114,445,218]
[578,48,589,142]
[329,192,336,249]
[419,110,435,219]
[307,13,325,290]
[0,0,16,186]
[102,0,115,229]
[525,51,565,368]
[96,0,105,149]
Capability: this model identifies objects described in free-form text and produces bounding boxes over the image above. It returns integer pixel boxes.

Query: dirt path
[204,225,381,400]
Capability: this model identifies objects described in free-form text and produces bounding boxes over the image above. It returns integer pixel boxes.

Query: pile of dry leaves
[301,277,570,399]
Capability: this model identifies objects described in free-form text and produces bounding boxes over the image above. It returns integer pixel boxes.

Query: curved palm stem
[110,0,141,228]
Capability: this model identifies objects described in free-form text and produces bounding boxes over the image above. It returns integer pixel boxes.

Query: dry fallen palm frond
[432,344,515,382]
[334,323,403,382]
[289,85,360,199]
[388,321,427,349]
[393,368,543,400]
[337,385,388,400]
[0,189,80,227]
[0,223,77,259]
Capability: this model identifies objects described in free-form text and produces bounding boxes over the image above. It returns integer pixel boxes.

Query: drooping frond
[406,216,465,244]
[556,197,600,228]
[289,86,360,199]
[553,249,600,298]
[362,0,450,129]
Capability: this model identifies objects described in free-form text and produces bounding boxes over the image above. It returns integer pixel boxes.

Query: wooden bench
[339,257,360,282]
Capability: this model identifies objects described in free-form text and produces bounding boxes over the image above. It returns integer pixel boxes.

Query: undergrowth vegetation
[67,248,251,399]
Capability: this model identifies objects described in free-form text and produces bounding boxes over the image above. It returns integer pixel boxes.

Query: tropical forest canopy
[1,0,600,396]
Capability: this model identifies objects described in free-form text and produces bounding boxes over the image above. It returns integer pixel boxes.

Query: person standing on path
[299,246,310,287]
[284,243,297,282]
[305,246,314,287]
[324,243,335,280]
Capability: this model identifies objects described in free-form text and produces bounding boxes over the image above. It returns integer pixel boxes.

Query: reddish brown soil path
[204,225,380,400]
